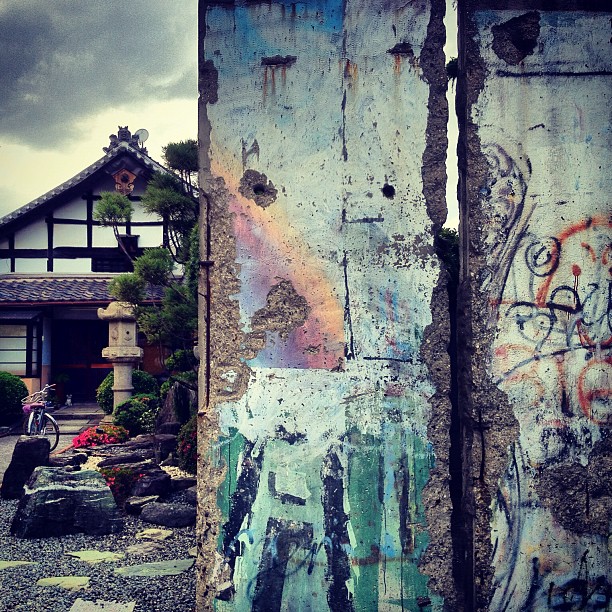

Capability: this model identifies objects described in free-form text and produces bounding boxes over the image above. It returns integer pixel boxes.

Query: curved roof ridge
[0,142,178,229]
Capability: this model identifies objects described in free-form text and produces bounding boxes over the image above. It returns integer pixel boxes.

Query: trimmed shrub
[113,394,160,437]
[96,370,159,415]
[72,424,129,448]
[176,414,197,475]
[165,349,198,373]
[0,372,28,426]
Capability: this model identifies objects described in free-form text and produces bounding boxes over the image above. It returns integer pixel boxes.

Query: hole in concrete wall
[382,184,396,199]
[491,12,541,66]
[261,55,297,67]
[387,41,414,58]
[239,169,278,208]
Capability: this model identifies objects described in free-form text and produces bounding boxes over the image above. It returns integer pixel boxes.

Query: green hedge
[113,394,160,437]
[96,370,159,415]
[0,372,28,426]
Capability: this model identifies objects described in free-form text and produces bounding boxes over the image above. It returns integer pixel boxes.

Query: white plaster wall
[132,225,164,248]
[92,225,125,248]
[52,258,92,273]
[14,219,47,248]
[130,201,155,223]
[14,258,48,273]
[53,223,87,248]
[55,197,87,220]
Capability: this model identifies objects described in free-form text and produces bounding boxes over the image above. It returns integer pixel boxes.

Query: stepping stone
[125,541,165,556]
[70,598,136,611]
[37,576,90,591]
[189,547,197,557]
[66,550,125,564]
[114,559,194,577]
[135,528,173,541]
[0,560,38,570]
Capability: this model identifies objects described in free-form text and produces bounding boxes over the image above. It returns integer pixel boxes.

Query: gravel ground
[0,488,196,612]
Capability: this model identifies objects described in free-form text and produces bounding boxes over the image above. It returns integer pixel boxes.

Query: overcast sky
[0,0,198,217]
[0,0,458,226]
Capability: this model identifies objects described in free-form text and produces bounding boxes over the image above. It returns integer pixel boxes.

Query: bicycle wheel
[40,415,60,452]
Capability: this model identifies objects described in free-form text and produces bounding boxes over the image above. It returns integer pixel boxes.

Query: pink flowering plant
[72,424,129,448]
[177,415,197,474]
[99,466,144,505]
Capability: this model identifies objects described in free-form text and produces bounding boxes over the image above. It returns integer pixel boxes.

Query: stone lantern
[98,301,143,411]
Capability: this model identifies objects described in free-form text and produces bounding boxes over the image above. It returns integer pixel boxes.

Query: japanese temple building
[0,127,171,400]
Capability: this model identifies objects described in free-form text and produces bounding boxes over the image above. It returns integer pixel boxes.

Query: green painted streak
[398,435,443,611]
[347,431,382,612]
[216,427,243,549]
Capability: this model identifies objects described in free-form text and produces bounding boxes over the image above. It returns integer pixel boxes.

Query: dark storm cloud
[0,0,196,148]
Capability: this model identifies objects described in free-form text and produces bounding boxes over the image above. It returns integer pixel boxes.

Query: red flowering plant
[177,415,197,474]
[72,424,129,448]
[99,466,144,505]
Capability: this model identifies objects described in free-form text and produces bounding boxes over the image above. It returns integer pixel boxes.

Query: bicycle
[21,383,60,452]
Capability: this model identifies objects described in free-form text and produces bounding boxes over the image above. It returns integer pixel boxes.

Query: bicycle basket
[22,402,43,414]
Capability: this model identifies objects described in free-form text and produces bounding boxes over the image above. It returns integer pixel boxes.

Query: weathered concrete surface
[198,1,451,610]
[458,3,612,609]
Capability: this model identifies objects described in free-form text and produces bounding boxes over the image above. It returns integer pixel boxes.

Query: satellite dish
[134,128,149,144]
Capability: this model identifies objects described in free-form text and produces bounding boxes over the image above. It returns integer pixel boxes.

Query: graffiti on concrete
[481,143,611,610]
[202,0,447,609]
[213,367,440,610]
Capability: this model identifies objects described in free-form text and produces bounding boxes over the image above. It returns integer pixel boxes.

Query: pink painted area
[214,163,345,369]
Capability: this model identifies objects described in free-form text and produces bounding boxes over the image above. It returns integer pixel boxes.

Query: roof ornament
[103,126,149,154]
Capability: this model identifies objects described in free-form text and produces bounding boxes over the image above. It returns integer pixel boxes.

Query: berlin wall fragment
[197,1,451,609]
[458,3,612,610]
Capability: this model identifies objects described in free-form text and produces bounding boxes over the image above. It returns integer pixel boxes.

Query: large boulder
[171,476,196,493]
[183,486,197,507]
[156,381,196,429]
[156,421,181,435]
[10,467,123,538]
[130,465,172,498]
[1,436,50,499]
[140,502,196,527]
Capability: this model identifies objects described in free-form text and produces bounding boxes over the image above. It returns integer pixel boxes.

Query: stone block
[10,467,123,538]
[140,502,196,527]
[1,436,50,499]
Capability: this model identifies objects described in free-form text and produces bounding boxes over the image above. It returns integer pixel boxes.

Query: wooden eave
[0,143,171,237]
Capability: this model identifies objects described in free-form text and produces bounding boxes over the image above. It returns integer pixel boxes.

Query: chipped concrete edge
[457,3,520,610]
[418,0,457,609]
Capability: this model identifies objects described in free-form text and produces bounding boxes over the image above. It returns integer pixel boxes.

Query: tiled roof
[0,142,171,229]
[0,275,164,305]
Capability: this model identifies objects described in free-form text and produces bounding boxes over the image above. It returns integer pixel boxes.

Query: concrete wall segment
[460,2,612,610]
[198,0,452,609]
